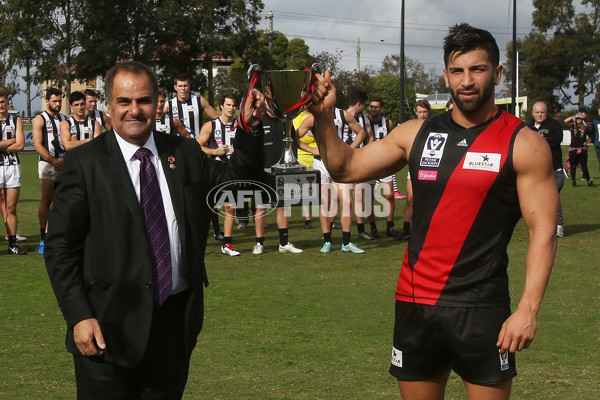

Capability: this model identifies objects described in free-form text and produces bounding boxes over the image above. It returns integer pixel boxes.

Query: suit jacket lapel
[104,130,145,229]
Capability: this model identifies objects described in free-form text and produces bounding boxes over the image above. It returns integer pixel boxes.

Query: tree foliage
[380,54,446,94]
[370,73,416,123]
[507,0,600,111]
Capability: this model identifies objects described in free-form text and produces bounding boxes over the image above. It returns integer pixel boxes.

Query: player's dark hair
[83,89,97,98]
[443,23,500,68]
[46,87,62,100]
[219,92,238,107]
[348,88,368,106]
[370,96,384,108]
[105,61,158,106]
[69,91,86,105]
[173,74,189,85]
[414,99,431,112]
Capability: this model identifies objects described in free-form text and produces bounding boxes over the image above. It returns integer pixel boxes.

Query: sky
[256,0,537,74]
[10,1,589,112]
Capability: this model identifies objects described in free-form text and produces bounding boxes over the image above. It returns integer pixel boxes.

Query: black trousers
[73,291,192,400]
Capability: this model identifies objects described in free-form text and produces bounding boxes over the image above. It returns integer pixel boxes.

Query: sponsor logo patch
[462,152,502,173]
[391,347,403,367]
[457,138,468,147]
[499,352,510,371]
[418,170,438,181]
[420,132,448,167]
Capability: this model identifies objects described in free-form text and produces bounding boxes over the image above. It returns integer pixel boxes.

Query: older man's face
[532,104,548,124]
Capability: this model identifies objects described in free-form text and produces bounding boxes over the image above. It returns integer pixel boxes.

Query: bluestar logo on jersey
[462,152,501,172]
[206,180,279,217]
[420,132,448,167]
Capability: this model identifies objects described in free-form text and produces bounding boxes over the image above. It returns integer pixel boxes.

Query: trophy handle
[310,63,321,75]
[247,64,261,79]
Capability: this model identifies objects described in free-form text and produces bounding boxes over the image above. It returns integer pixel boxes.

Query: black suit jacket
[45,129,262,367]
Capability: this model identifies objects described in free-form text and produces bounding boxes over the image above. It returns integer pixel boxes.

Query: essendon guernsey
[396,109,525,307]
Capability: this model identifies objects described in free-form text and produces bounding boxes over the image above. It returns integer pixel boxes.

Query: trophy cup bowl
[252,65,316,172]
[245,64,321,208]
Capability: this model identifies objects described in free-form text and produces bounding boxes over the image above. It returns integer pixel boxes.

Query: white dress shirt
[114,132,188,295]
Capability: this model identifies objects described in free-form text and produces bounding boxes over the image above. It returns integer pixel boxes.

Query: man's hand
[309,71,337,117]
[496,306,538,354]
[53,158,64,171]
[242,88,266,130]
[73,318,106,356]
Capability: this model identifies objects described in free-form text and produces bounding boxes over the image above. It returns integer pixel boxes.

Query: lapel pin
[168,156,176,169]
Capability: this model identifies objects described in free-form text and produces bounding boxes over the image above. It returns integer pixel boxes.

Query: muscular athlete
[309,23,557,400]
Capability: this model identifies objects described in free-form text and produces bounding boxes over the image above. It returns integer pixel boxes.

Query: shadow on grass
[563,223,600,236]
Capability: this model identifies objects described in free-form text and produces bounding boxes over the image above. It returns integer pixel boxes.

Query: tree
[507,0,600,111]
[380,54,445,94]
[151,0,263,97]
[214,31,315,98]
[370,72,416,123]
[36,0,86,97]
[74,0,157,82]
[313,50,343,77]
[332,69,375,109]
[1,0,49,120]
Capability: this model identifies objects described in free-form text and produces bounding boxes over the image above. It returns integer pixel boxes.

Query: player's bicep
[514,129,558,231]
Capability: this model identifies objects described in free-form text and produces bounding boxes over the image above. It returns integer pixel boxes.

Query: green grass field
[1,151,598,399]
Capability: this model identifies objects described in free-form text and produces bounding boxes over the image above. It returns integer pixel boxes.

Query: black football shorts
[389,301,517,385]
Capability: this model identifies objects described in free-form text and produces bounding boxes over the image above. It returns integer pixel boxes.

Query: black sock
[357,223,365,234]
[403,221,411,233]
[278,228,289,246]
[40,229,46,242]
[211,213,221,234]
[8,235,16,247]
[387,220,395,230]
[224,236,232,245]
[256,236,264,245]
[370,221,377,231]
[342,231,351,246]
[323,232,332,243]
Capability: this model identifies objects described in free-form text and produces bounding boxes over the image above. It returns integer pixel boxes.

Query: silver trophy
[248,64,319,172]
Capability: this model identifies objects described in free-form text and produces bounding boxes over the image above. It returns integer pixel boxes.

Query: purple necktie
[134,147,172,305]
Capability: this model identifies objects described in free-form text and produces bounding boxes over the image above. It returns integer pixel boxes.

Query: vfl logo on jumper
[499,352,510,371]
[391,347,403,368]
[463,152,502,173]
[420,132,448,167]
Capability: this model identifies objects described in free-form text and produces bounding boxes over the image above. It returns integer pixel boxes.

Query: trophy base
[270,162,307,172]
[264,167,320,207]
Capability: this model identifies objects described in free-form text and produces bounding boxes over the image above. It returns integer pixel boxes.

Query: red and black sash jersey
[396,109,525,307]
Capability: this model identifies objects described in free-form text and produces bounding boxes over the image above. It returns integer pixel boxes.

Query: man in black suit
[44,61,265,399]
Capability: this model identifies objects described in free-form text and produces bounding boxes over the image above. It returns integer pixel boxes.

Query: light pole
[399,0,405,123]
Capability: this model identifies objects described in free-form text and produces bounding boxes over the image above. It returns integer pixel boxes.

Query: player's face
[107,71,156,145]
[532,105,547,124]
[174,80,190,101]
[369,101,382,118]
[85,95,97,111]
[47,95,62,114]
[71,99,86,119]
[444,48,502,114]
[0,96,7,114]
[157,95,166,115]
[221,98,237,118]
[415,106,429,121]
